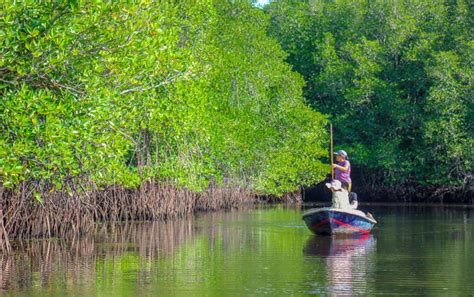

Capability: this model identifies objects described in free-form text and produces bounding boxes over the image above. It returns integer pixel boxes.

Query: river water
[1,204,473,296]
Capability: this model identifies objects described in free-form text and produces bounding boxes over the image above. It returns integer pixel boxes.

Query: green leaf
[34,192,44,204]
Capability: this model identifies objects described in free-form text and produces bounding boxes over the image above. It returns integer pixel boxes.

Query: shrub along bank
[0,1,327,247]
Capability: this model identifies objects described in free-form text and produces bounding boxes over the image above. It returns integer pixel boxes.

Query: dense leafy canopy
[266,0,473,187]
[2,0,471,204]
[0,1,328,197]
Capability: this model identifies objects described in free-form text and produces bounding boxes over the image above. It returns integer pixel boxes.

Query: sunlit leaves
[1,1,328,198]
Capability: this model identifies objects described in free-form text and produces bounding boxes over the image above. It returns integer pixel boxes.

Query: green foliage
[266,0,473,187]
[0,1,328,197]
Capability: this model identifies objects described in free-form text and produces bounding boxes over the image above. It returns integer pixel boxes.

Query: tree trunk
[0,185,11,252]
[138,128,151,175]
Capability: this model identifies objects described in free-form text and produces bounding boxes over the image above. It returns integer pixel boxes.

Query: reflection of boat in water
[304,235,377,295]
[302,208,377,236]
[303,234,376,257]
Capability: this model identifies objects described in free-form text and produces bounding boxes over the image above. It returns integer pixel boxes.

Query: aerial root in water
[0,180,287,251]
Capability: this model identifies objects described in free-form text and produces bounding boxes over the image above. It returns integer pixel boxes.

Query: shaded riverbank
[303,171,473,205]
[305,183,473,205]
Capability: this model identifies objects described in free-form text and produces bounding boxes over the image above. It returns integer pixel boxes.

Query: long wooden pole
[330,124,334,180]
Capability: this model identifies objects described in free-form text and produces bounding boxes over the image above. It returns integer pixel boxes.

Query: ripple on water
[1,205,474,296]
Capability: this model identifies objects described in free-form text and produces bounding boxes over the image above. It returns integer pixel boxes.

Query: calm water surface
[1,204,473,296]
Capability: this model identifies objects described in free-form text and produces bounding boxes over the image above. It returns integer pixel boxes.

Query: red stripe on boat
[312,219,329,229]
[330,218,370,234]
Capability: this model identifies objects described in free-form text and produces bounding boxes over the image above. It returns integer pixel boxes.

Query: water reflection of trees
[304,235,377,295]
[0,217,196,292]
[0,208,268,293]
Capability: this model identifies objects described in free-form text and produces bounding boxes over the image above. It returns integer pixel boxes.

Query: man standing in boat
[332,150,352,192]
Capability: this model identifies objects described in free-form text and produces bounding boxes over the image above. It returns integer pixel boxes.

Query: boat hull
[302,208,376,236]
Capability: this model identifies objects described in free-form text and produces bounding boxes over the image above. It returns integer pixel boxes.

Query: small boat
[302,207,377,235]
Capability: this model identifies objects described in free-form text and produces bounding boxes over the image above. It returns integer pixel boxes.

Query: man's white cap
[325,180,342,190]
